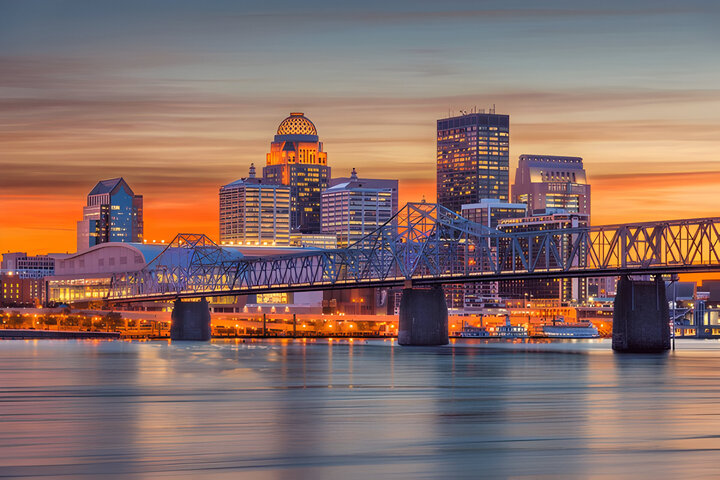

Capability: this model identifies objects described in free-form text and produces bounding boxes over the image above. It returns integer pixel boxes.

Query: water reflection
[2,339,720,478]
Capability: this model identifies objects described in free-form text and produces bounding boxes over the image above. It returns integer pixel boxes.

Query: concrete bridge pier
[398,285,449,346]
[612,275,670,353]
[170,298,211,341]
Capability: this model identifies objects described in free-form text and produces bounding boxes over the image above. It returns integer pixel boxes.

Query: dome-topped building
[276,112,318,137]
[264,112,331,233]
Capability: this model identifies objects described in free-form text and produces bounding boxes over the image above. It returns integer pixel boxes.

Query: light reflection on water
[2,338,720,479]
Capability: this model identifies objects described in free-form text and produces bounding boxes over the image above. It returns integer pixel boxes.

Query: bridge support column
[398,285,448,346]
[170,299,211,341]
[612,275,670,353]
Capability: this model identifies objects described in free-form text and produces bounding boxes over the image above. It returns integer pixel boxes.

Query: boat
[457,325,491,338]
[494,316,528,338]
[541,317,599,338]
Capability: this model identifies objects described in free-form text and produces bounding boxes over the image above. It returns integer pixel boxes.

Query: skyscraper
[219,164,291,246]
[512,154,590,217]
[263,112,331,233]
[321,168,397,247]
[437,110,510,213]
[76,177,143,252]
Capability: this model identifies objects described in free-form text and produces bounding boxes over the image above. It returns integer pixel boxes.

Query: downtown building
[219,164,291,246]
[436,110,510,308]
[511,154,590,216]
[437,110,510,213]
[263,112,331,234]
[76,178,143,252]
[460,199,527,308]
[507,154,592,305]
[321,168,397,247]
[497,212,590,305]
[1,252,67,307]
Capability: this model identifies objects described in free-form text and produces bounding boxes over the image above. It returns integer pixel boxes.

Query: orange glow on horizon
[4,171,720,256]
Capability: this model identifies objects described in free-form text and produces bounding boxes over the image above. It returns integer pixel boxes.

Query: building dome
[276,112,317,136]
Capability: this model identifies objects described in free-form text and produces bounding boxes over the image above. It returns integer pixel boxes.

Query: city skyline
[3,0,720,254]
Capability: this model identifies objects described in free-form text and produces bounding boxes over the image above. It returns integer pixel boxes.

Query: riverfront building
[263,113,331,233]
[512,155,590,217]
[497,213,590,304]
[460,200,527,308]
[321,168,397,247]
[76,178,143,252]
[1,252,61,278]
[437,110,510,213]
[219,164,291,246]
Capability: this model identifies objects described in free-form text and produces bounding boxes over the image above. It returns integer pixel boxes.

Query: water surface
[2,338,720,479]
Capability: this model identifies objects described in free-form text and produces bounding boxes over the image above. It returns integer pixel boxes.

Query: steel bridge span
[106,203,720,351]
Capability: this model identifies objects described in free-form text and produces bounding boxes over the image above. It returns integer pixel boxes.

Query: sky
[1,0,720,254]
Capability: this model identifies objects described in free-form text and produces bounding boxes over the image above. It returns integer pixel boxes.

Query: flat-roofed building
[220,164,291,246]
[437,110,510,214]
[461,198,527,229]
[321,168,396,247]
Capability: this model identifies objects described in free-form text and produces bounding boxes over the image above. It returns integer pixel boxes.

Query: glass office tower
[437,111,510,213]
[76,178,143,252]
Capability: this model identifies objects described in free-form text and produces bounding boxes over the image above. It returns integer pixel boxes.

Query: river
[2,338,720,479]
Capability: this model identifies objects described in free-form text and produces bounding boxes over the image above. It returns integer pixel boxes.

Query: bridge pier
[398,285,449,346]
[612,275,670,353]
[170,299,211,341]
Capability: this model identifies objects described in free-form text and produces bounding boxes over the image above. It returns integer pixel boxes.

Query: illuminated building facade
[321,168,396,247]
[437,110,510,213]
[0,275,42,307]
[497,213,589,304]
[512,155,590,217]
[263,112,331,233]
[461,198,527,229]
[219,164,291,246]
[460,199,527,308]
[76,178,143,252]
[1,252,62,278]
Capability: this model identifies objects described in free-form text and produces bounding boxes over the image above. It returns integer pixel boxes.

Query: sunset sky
[2,0,720,254]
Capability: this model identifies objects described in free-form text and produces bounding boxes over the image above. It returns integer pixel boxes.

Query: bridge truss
[108,203,720,302]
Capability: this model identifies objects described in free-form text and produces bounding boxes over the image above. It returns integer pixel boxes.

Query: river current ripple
[2,338,720,479]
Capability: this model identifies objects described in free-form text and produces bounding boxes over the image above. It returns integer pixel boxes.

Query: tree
[104,312,124,332]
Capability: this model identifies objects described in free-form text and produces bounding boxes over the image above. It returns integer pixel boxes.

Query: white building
[219,164,291,246]
[321,168,396,247]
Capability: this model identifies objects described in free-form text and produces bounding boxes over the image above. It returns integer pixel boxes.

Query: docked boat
[457,325,491,338]
[541,318,599,338]
[495,316,528,338]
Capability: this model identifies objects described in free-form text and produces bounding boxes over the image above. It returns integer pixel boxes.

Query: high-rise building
[497,212,589,304]
[512,155,590,217]
[77,178,143,252]
[329,168,399,217]
[437,110,510,213]
[263,112,331,233]
[219,164,291,246]
[321,168,396,247]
